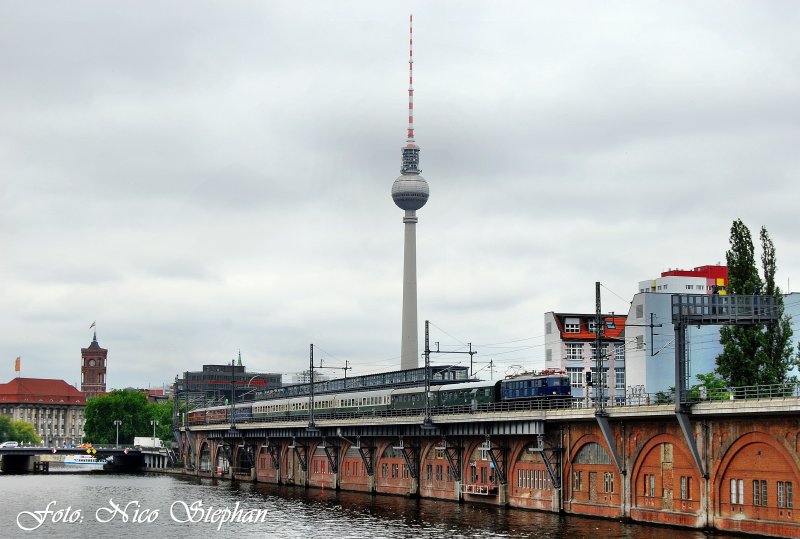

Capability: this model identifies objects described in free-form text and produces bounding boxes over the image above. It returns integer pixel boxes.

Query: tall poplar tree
[716,219,796,386]
[758,227,796,383]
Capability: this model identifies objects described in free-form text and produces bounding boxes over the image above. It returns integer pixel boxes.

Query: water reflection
[0,473,742,539]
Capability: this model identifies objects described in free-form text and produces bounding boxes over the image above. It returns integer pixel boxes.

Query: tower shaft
[400,210,419,370]
[392,15,429,371]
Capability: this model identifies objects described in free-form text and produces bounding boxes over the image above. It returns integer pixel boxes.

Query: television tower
[391,14,429,370]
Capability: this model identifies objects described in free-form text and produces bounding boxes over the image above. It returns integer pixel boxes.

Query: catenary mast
[391,15,430,370]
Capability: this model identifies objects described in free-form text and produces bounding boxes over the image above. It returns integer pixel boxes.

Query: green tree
[11,419,41,444]
[692,371,729,400]
[0,416,41,444]
[758,227,796,383]
[84,390,149,444]
[150,401,174,441]
[0,415,14,441]
[716,219,796,386]
[84,390,175,444]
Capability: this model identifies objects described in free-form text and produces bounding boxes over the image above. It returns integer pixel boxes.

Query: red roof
[555,314,627,341]
[661,265,727,280]
[0,378,86,405]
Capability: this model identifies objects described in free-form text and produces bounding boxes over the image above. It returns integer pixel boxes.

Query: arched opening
[715,433,799,523]
[632,436,699,513]
[199,443,211,473]
[571,441,615,504]
[215,444,230,474]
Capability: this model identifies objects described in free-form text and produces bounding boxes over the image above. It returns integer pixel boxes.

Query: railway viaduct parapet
[179,396,800,538]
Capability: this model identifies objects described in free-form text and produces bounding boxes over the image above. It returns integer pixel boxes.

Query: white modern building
[626,264,729,396]
[638,264,728,295]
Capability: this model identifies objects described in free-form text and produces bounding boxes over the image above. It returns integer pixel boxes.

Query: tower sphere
[392,173,429,211]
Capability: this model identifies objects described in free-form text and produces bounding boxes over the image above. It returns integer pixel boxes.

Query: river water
[1,470,742,539]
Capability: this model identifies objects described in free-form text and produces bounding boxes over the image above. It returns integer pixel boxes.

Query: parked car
[0,441,19,448]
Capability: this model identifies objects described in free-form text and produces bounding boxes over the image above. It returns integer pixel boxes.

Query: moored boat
[63,454,109,466]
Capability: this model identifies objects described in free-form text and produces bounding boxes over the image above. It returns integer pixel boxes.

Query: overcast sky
[2,1,799,390]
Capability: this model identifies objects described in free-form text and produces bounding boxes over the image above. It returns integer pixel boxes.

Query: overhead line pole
[307,344,350,432]
[594,281,626,475]
[432,341,478,377]
[595,281,604,414]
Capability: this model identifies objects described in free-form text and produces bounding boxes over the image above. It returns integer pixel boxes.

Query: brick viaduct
[180,398,800,538]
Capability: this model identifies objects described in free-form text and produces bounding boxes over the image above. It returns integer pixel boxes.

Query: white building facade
[626,264,729,397]
[544,312,627,406]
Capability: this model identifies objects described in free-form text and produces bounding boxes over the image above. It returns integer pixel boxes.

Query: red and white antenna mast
[407,14,415,144]
[401,14,420,174]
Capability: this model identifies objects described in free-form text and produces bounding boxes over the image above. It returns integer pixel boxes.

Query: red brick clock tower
[81,330,108,399]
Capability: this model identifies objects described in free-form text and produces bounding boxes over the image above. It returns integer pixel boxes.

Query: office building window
[567,368,583,387]
[564,318,580,333]
[565,343,582,360]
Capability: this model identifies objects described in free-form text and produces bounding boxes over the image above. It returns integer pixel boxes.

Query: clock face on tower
[89,359,96,367]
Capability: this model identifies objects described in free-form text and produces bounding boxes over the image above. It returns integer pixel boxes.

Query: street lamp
[150,420,159,441]
[113,419,122,448]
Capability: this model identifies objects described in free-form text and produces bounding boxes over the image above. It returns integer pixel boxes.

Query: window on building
[680,476,691,500]
[615,370,625,389]
[731,478,744,505]
[615,343,625,361]
[564,318,580,333]
[753,480,767,506]
[686,285,693,290]
[636,335,644,350]
[573,471,583,491]
[636,304,643,319]
[545,349,552,362]
[565,343,582,360]
[588,320,597,334]
[567,368,583,387]
[590,368,608,388]
[644,474,656,497]
[546,322,552,335]
[604,472,614,493]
